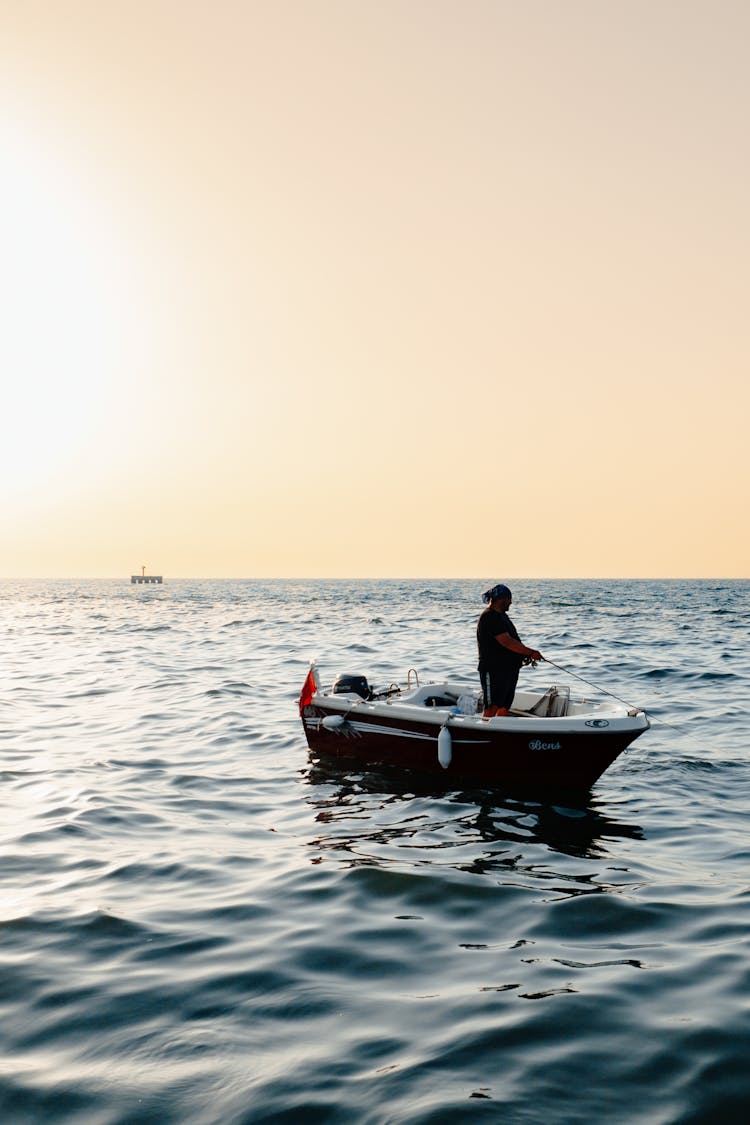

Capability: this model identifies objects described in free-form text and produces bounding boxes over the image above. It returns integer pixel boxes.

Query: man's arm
[494,633,543,662]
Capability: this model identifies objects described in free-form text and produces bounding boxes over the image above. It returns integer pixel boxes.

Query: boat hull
[301,702,645,790]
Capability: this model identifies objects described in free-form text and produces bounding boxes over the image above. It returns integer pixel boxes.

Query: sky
[1,0,748,579]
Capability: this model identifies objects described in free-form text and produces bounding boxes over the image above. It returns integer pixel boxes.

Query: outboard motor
[332,674,370,700]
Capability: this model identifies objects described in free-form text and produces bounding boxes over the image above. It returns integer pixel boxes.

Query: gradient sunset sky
[2,1,748,578]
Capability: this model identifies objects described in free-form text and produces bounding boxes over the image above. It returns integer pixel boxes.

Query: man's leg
[481,669,497,717]
[484,670,517,717]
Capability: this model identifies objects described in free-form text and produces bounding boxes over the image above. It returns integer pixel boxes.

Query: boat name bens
[528,739,561,751]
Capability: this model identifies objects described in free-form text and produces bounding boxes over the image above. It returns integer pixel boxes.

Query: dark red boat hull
[301,704,641,790]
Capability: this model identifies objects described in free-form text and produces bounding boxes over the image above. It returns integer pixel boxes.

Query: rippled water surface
[1,578,749,1124]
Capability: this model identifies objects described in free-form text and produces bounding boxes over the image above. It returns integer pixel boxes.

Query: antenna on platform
[131,565,163,585]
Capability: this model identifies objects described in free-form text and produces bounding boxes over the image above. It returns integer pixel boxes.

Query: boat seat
[528,686,570,717]
[405,685,458,708]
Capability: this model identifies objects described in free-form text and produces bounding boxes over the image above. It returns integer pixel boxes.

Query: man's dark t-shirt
[477,607,522,672]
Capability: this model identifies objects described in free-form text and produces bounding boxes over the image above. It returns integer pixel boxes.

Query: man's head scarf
[482,583,512,604]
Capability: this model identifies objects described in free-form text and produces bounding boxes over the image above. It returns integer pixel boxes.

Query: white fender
[321,714,346,731]
[438,724,452,769]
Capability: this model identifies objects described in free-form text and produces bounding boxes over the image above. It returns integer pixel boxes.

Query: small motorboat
[299,665,649,790]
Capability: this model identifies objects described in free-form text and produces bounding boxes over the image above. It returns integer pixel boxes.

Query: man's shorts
[479,666,519,711]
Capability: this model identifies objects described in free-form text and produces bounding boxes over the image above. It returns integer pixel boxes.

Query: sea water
[0,578,748,1124]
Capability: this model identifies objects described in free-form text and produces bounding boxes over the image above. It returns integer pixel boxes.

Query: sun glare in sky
[2,124,116,495]
[2,1,748,578]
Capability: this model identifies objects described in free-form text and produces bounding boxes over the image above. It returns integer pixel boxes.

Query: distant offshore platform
[131,566,163,585]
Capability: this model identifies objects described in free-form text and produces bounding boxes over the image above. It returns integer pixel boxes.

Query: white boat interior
[314,673,648,733]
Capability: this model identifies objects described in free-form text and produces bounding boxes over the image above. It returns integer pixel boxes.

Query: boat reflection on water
[303,755,644,871]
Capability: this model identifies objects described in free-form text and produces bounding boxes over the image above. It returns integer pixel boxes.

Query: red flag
[298,667,317,714]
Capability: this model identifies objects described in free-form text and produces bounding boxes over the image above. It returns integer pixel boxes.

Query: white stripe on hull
[305,716,494,746]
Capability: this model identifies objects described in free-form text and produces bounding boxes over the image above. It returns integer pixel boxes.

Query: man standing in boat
[477,584,543,718]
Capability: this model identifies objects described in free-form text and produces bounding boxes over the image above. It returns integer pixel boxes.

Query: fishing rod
[541,658,643,712]
[541,657,684,733]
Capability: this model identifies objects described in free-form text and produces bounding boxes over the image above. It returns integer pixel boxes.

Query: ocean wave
[0,577,748,1123]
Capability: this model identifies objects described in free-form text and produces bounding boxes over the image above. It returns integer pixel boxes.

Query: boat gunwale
[307,691,650,734]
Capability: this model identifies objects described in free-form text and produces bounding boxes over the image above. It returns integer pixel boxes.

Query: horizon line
[0,575,747,583]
